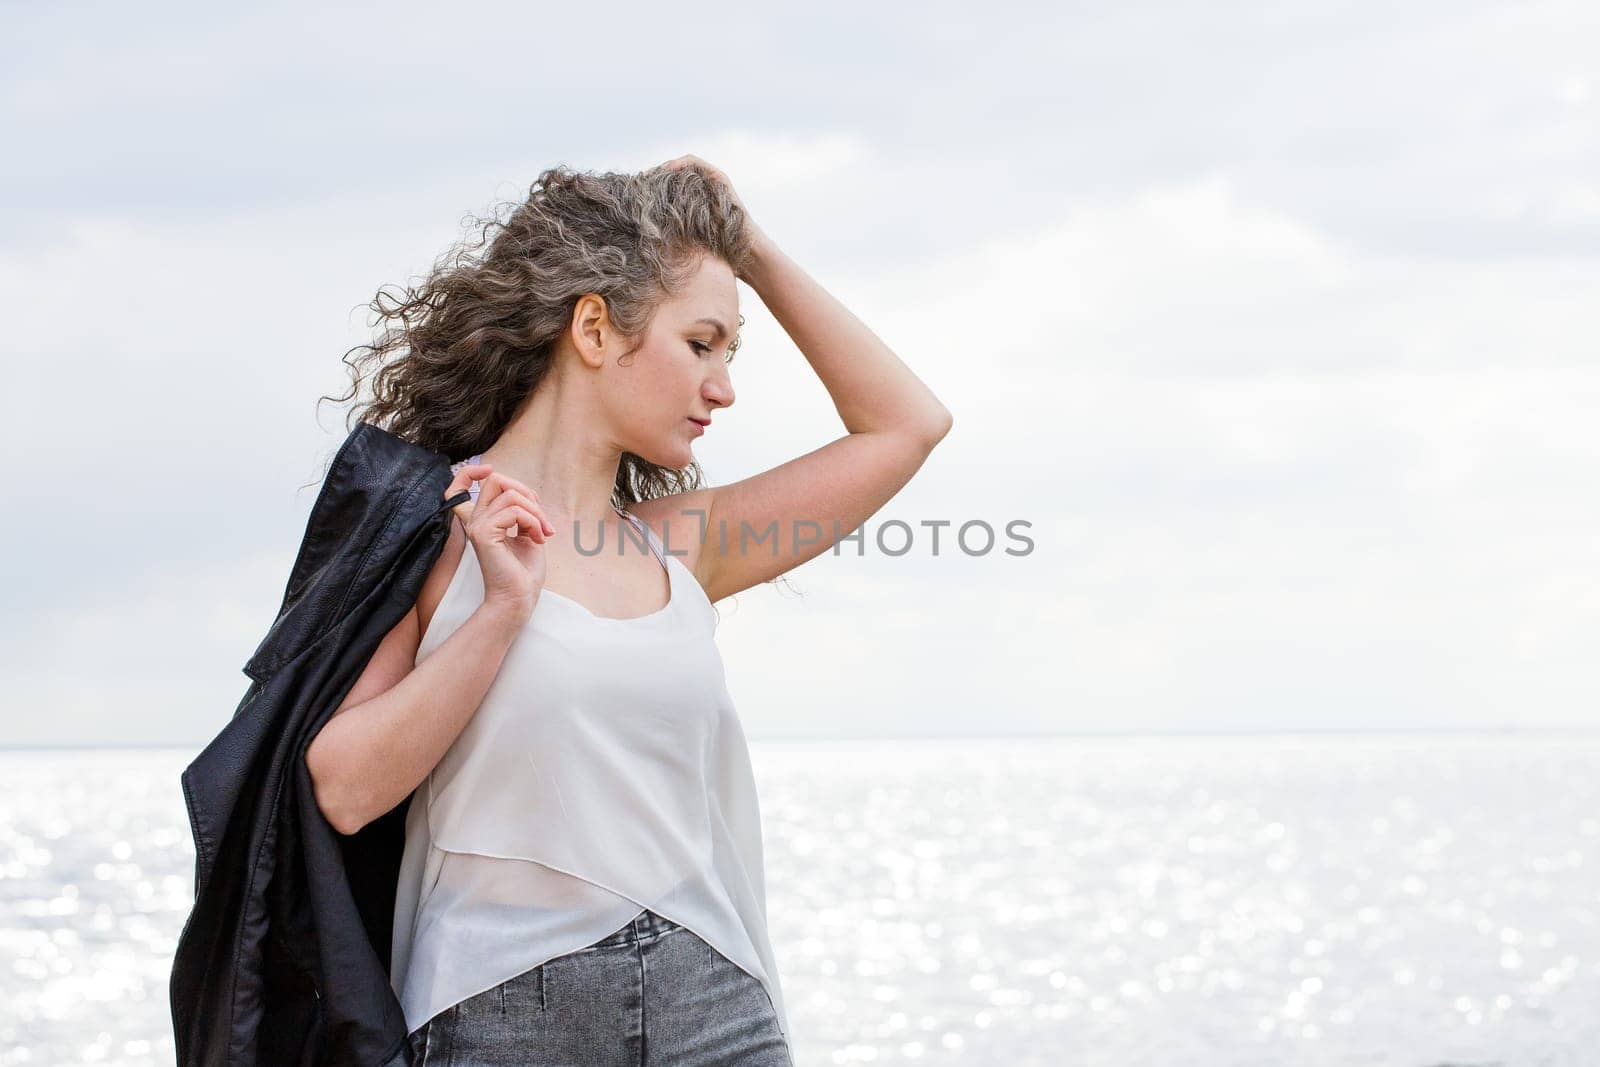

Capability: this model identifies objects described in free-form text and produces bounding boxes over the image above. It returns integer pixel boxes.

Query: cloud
[4,6,1598,743]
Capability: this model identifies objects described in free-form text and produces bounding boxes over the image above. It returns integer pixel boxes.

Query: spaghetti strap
[617,508,670,573]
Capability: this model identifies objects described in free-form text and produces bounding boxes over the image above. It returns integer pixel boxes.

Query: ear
[571,294,612,370]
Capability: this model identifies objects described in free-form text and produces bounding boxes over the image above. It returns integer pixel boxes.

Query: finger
[474,469,508,513]
[473,500,527,541]
[462,476,553,540]
[478,495,549,544]
[444,463,488,496]
[497,505,543,543]
[521,506,554,541]
[494,476,540,503]
[482,487,543,525]
[460,465,543,507]
[515,499,554,539]
[478,472,545,512]
[445,463,491,520]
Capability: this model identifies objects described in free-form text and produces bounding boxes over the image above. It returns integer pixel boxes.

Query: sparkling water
[2,733,1596,1066]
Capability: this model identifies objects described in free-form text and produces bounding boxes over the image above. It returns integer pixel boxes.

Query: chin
[632,442,693,469]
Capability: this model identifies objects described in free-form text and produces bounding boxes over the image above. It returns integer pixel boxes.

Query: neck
[479,375,627,531]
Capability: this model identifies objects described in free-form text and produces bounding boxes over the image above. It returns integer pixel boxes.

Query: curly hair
[315,162,757,512]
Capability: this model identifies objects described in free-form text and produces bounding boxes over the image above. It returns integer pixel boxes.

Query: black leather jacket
[170,422,470,1066]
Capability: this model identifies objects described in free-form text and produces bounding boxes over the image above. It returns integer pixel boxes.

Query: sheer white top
[389,456,790,1041]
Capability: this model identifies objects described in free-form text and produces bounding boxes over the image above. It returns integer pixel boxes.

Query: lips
[688,417,711,428]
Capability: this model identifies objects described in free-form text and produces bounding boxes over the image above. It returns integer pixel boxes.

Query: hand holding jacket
[448,461,552,626]
[170,423,470,1067]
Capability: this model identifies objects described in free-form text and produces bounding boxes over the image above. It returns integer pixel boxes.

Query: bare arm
[305,595,523,835]
[304,458,549,835]
[741,235,953,440]
[649,233,954,604]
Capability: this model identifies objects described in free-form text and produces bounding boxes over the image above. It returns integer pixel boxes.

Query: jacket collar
[242,422,469,684]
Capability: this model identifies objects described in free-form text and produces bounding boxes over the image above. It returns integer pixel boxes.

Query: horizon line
[4,724,1599,751]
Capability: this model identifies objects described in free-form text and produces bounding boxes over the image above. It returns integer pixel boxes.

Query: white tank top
[389,456,790,1042]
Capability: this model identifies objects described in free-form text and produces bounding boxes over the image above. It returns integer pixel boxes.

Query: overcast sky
[2,1,1597,745]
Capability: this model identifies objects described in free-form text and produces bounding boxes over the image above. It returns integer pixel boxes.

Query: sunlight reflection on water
[1,734,1596,1066]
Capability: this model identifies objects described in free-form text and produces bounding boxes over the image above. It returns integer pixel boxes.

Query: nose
[703,365,735,410]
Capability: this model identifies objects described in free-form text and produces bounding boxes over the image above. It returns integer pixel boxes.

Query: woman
[304,156,952,1065]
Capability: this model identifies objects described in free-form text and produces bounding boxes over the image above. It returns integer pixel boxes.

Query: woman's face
[608,254,740,467]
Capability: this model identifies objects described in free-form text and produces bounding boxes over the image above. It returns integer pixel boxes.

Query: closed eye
[690,339,737,364]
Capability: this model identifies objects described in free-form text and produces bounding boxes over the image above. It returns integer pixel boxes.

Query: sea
[1,732,1596,1066]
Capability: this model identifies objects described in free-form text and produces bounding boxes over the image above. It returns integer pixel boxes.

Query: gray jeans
[406,908,794,1066]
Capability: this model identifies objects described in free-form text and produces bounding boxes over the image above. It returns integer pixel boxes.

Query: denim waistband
[588,909,684,949]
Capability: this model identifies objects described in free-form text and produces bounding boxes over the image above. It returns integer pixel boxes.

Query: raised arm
[640,223,954,605]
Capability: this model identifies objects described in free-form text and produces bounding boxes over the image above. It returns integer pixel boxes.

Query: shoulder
[625,488,717,583]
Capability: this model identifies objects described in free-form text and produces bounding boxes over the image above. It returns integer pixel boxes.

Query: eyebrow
[692,317,731,341]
